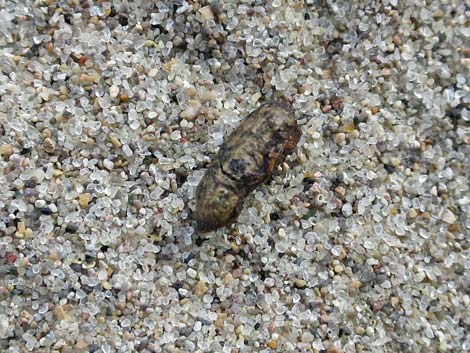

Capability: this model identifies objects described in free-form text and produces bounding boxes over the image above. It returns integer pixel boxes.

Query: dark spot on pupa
[229,159,247,175]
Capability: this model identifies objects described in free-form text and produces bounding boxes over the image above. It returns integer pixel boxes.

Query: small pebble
[79,73,99,84]
[355,327,365,335]
[53,305,65,320]
[194,281,208,296]
[180,100,201,120]
[187,268,197,279]
[41,207,53,215]
[109,85,119,98]
[103,159,114,170]
[267,340,278,350]
[17,222,26,234]
[294,279,306,289]
[333,265,344,274]
[0,144,13,158]
[390,297,400,307]
[96,316,106,324]
[24,228,33,238]
[414,271,426,282]
[342,203,353,217]
[109,135,122,148]
[441,209,457,224]
[78,193,92,208]
[407,208,418,218]
[43,138,56,153]
[35,200,46,208]
[88,344,100,353]
[199,5,215,20]
[75,339,88,350]
[301,331,314,343]
[327,343,341,353]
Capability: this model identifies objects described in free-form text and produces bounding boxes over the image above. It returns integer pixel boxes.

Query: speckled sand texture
[0,1,469,353]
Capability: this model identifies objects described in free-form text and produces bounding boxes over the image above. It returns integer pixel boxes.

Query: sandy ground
[0,1,469,352]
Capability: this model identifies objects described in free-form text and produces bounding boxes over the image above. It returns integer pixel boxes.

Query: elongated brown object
[195,102,301,232]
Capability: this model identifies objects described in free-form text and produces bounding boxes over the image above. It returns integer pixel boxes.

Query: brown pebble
[43,137,56,153]
[421,211,431,219]
[79,73,99,84]
[327,343,341,353]
[0,144,13,158]
[97,316,105,324]
[335,132,346,144]
[109,135,122,148]
[75,339,88,350]
[49,252,60,262]
[267,340,278,349]
[199,5,215,20]
[185,87,197,96]
[355,326,365,335]
[199,106,219,121]
[194,280,208,296]
[41,128,52,138]
[319,313,330,323]
[321,69,333,79]
[223,273,233,284]
[214,312,227,328]
[180,100,201,120]
[123,331,134,340]
[350,280,362,289]
[333,264,344,274]
[20,310,32,320]
[448,223,462,233]
[296,85,308,94]
[393,34,402,46]
[178,299,189,307]
[390,296,400,307]
[407,209,418,218]
[338,248,347,260]
[334,185,346,196]
[461,47,470,57]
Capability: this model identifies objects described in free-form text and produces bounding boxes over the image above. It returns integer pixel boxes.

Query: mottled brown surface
[195,102,301,232]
